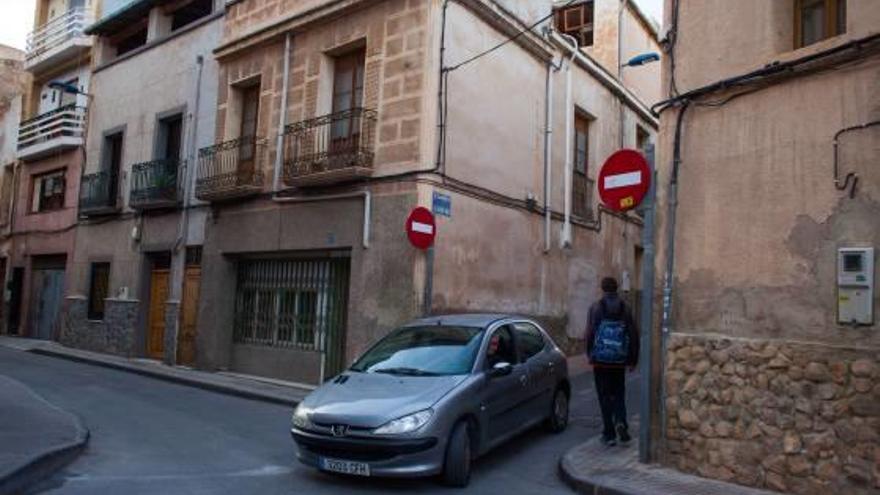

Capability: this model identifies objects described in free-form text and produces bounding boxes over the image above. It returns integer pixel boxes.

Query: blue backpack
[590,300,629,365]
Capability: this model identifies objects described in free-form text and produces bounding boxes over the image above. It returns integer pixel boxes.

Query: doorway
[176,247,202,366]
[29,255,66,340]
[146,253,171,359]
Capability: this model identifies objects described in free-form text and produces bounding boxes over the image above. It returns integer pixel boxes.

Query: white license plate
[320,457,371,476]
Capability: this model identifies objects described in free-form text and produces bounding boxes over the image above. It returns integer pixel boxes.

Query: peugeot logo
[331,424,349,437]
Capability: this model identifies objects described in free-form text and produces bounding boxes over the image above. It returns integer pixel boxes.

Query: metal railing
[26,7,93,62]
[130,158,182,208]
[282,108,377,183]
[79,170,119,214]
[573,174,595,220]
[195,136,266,200]
[17,105,87,151]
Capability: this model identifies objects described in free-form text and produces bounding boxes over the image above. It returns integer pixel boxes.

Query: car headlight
[292,405,313,430]
[373,409,433,435]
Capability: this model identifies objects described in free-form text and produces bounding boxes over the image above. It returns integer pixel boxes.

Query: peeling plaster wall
[654,1,880,492]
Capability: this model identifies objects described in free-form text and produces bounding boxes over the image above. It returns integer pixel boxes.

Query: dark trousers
[594,367,627,438]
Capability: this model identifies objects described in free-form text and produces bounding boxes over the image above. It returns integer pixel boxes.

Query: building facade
[190,0,659,385]
[10,0,98,340]
[61,0,223,363]
[654,0,880,493]
[0,45,29,335]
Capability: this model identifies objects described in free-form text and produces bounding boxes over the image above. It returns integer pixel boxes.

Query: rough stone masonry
[663,333,879,495]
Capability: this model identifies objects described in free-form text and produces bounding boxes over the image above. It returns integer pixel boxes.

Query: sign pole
[638,144,656,463]
[423,246,434,316]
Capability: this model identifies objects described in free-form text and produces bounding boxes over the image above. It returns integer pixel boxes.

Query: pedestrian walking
[586,276,640,446]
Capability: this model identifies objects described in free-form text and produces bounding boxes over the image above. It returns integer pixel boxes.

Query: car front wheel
[442,421,471,487]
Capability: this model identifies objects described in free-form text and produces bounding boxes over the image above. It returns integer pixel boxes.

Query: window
[60,78,79,107]
[237,83,261,164]
[350,326,485,376]
[114,25,148,57]
[88,262,110,320]
[555,1,594,48]
[157,114,183,161]
[513,323,546,362]
[573,114,593,219]
[331,48,366,146]
[233,258,350,351]
[485,326,517,369]
[795,0,846,48]
[636,125,651,153]
[31,170,66,213]
[171,0,213,31]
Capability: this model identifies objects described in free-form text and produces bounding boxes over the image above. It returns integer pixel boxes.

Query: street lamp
[621,52,660,68]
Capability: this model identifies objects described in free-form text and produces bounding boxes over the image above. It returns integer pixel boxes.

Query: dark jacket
[585,293,640,367]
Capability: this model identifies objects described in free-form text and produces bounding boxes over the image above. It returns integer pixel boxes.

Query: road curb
[28,348,300,408]
[0,387,90,495]
[559,452,630,495]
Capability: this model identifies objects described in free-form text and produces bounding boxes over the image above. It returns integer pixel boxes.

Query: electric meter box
[837,247,875,325]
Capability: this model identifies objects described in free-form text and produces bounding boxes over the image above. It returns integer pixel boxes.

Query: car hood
[302,372,466,428]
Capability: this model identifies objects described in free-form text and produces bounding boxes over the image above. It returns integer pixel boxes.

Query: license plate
[320,457,371,476]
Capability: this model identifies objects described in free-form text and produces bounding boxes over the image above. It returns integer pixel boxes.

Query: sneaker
[600,435,617,447]
[616,423,631,444]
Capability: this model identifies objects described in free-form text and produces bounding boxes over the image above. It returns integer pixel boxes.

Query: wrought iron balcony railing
[79,170,119,215]
[282,108,377,187]
[26,7,93,67]
[195,136,265,201]
[130,158,182,209]
[17,105,86,160]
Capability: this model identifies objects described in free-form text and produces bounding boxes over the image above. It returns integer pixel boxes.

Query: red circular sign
[406,207,436,250]
[598,149,650,212]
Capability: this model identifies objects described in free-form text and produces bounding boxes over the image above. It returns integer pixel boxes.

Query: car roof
[403,313,525,329]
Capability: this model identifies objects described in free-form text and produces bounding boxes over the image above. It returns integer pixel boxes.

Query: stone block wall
[61,296,140,357]
[663,333,880,495]
[163,301,181,365]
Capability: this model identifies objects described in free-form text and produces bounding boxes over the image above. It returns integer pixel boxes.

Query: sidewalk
[559,434,780,495]
[0,336,310,407]
[0,375,89,495]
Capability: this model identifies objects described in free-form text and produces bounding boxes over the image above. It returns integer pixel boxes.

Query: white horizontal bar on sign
[411,222,434,235]
[604,171,642,190]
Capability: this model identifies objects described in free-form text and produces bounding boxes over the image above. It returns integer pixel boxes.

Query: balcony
[25,7,94,72]
[130,158,183,210]
[195,137,265,202]
[79,171,120,216]
[17,105,87,161]
[282,108,376,188]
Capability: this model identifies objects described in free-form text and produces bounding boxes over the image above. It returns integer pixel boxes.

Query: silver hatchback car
[290,314,570,487]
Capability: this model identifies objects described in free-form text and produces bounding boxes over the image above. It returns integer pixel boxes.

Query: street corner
[0,375,89,495]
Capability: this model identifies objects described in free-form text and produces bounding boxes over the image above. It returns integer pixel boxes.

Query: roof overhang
[85,0,164,36]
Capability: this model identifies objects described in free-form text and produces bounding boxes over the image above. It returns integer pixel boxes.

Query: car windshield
[350,326,484,376]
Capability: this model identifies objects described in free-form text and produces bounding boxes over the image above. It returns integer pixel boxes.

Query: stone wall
[664,333,880,495]
[163,301,180,365]
[61,296,140,357]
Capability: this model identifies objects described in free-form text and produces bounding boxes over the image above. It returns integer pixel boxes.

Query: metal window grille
[233,258,350,364]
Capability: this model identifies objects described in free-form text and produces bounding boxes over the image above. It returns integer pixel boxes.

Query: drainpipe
[618,0,627,148]
[543,60,554,253]
[559,33,578,248]
[274,33,292,193]
[273,192,371,249]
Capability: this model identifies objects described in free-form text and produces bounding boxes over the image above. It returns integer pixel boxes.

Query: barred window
[233,258,348,352]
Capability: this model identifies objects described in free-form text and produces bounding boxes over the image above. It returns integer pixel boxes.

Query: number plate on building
[320,458,371,476]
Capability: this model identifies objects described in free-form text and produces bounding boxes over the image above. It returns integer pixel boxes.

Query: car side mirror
[488,362,513,378]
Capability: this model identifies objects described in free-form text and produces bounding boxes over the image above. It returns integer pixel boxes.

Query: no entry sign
[598,149,650,212]
[406,207,436,250]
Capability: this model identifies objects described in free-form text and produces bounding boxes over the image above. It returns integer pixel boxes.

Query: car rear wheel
[442,421,471,487]
[545,387,569,433]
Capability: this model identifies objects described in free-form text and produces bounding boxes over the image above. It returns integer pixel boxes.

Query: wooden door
[147,269,170,359]
[177,266,201,366]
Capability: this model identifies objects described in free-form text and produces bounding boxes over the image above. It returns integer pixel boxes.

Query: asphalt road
[0,346,639,495]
